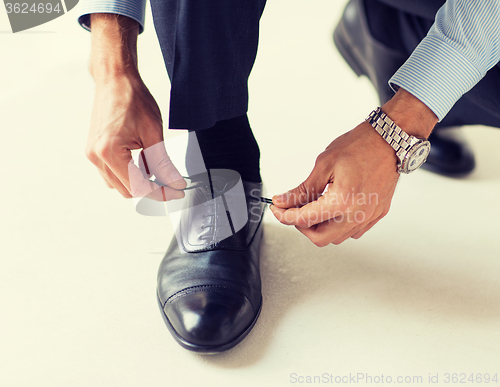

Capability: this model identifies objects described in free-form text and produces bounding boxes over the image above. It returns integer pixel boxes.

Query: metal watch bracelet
[366,107,412,152]
[365,107,431,174]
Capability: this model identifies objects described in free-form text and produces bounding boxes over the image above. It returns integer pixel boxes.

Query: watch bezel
[400,140,431,173]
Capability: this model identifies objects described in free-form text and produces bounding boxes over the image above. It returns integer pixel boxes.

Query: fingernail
[170,171,183,181]
[273,192,289,203]
[169,173,186,188]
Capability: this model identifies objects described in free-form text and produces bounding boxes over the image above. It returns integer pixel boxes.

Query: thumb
[273,175,330,209]
[139,141,186,190]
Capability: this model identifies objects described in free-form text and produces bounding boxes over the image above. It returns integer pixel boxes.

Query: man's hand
[85,14,186,201]
[271,122,399,245]
[271,89,437,245]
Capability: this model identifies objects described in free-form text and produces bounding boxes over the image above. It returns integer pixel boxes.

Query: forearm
[89,14,140,83]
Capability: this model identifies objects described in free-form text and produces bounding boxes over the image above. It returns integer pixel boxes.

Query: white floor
[2,1,500,386]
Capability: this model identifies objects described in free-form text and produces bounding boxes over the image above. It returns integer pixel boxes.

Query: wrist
[89,14,140,83]
[381,88,438,139]
[365,101,433,174]
[359,121,399,161]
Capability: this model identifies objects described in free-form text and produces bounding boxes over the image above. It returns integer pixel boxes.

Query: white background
[1,1,500,386]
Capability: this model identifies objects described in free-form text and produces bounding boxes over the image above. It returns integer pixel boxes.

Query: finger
[138,185,186,202]
[272,185,322,209]
[87,150,115,189]
[295,211,367,246]
[96,143,176,201]
[128,161,185,201]
[98,163,132,198]
[139,142,186,190]
[330,222,366,245]
[95,139,136,193]
[350,216,382,239]
[271,190,345,228]
[97,168,114,189]
[87,147,132,196]
[148,185,186,202]
[330,211,385,243]
[272,175,332,209]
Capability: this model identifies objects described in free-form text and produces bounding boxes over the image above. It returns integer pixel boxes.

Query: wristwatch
[366,107,431,174]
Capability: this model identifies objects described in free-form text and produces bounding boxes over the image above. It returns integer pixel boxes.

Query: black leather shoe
[157,169,265,353]
[333,0,475,176]
[420,128,475,176]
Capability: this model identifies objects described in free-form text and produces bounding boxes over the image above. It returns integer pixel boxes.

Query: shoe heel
[333,22,366,77]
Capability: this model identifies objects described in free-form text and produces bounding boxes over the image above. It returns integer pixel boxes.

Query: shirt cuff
[389,35,483,122]
[77,0,147,34]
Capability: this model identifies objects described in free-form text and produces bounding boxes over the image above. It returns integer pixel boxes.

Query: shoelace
[199,186,232,241]
[176,176,273,204]
[176,176,270,241]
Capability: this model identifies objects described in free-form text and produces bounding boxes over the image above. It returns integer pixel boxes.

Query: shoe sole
[156,293,263,354]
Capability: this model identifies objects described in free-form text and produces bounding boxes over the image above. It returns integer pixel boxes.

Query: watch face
[404,141,431,173]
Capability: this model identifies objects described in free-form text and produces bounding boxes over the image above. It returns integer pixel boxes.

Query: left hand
[270,121,400,246]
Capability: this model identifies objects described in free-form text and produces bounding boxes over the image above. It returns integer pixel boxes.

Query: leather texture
[334,0,475,177]
[157,169,265,353]
[334,0,406,104]
[423,128,475,177]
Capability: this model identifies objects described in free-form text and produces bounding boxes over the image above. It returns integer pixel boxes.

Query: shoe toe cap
[164,288,257,348]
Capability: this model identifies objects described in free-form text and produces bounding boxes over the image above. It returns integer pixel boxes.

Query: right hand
[271,88,438,245]
[85,73,186,201]
[271,121,399,246]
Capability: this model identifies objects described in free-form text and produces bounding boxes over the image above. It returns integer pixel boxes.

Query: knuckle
[295,182,316,205]
[274,213,287,225]
[85,147,97,163]
[276,215,286,224]
[299,181,311,193]
[310,235,328,247]
[315,151,334,171]
[363,208,376,221]
[297,182,309,198]
[160,158,174,170]
[94,139,112,161]
[315,152,327,165]
[296,216,309,228]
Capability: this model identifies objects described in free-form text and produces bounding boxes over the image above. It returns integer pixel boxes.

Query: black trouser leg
[150,0,266,130]
[150,0,266,182]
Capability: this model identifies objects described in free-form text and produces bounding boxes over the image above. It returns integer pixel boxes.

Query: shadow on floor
[193,222,500,367]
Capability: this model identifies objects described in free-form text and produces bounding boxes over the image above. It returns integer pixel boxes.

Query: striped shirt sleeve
[389,0,500,121]
[77,0,147,33]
